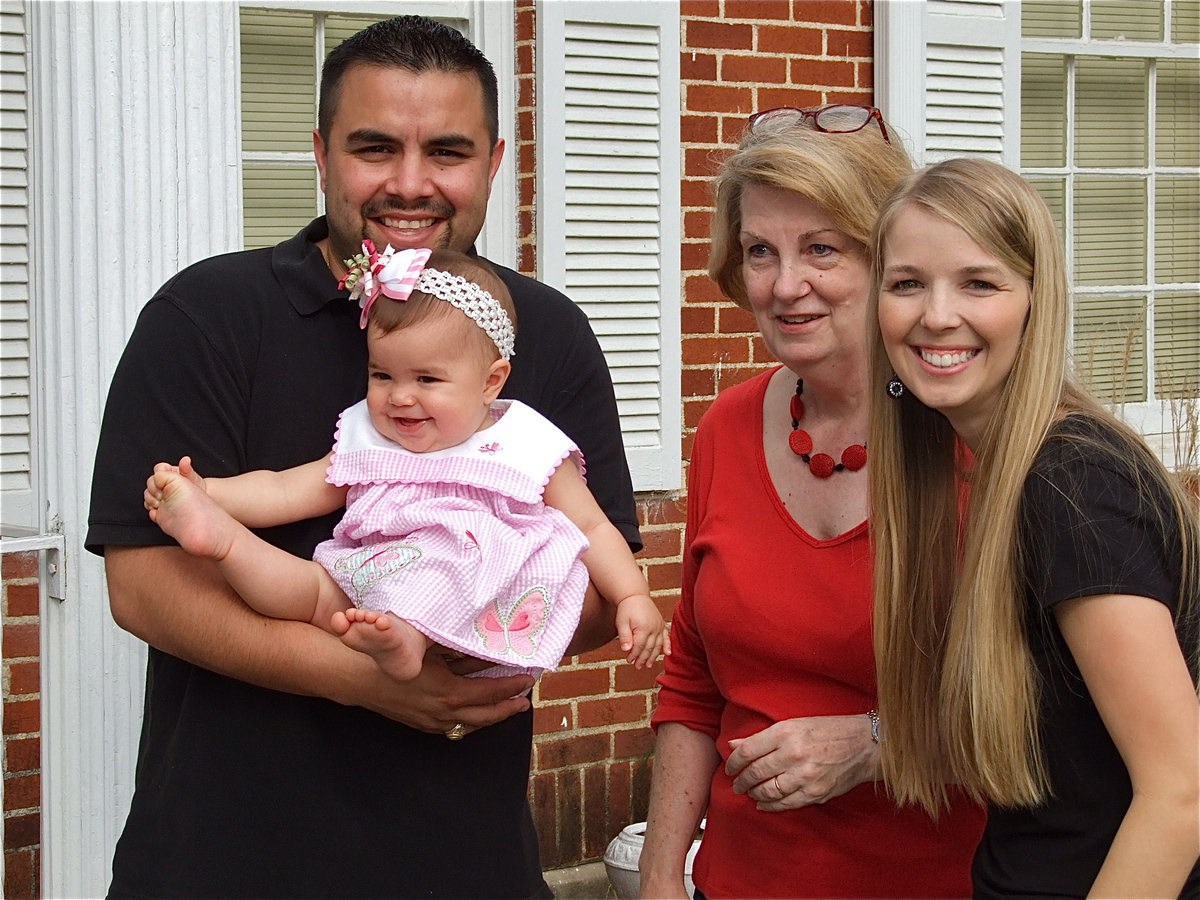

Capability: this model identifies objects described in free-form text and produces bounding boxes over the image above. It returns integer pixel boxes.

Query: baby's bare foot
[152,474,235,561]
[336,609,428,681]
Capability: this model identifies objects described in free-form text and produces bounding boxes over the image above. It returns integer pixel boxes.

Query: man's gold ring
[445,723,468,741]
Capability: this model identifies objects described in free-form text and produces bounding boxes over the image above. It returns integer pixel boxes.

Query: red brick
[530,771,557,859]
[681,241,712,270]
[4,847,35,900]
[654,594,680,620]
[517,109,535,141]
[517,242,535,273]
[681,178,715,208]
[583,765,609,859]
[682,366,720,398]
[536,732,610,769]
[725,0,794,20]
[752,334,780,364]
[857,61,874,90]
[4,582,38,619]
[680,114,718,145]
[5,737,38,773]
[759,86,827,111]
[518,77,534,108]
[635,527,681,560]
[827,27,873,58]
[686,20,754,51]
[684,209,713,237]
[682,432,696,462]
[3,773,39,812]
[578,695,648,729]
[682,336,751,366]
[539,667,609,700]
[684,275,721,304]
[614,726,656,759]
[717,364,774,392]
[532,702,574,735]
[556,770,583,863]
[793,0,859,26]
[2,700,37,738]
[681,0,721,18]
[1,625,37,660]
[681,52,718,82]
[790,58,856,88]
[683,398,710,430]
[680,304,715,336]
[647,562,684,592]
[516,6,534,43]
[516,42,533,73]
[757,23,823,55]
[518,174,534,208]
[722,54,788,84]
[638,495,687,527]
[518,208,533,238]
[615,661,663,692]
[1,553,37,580]
[686,84,753,116]
[719,304,758,333]
[7,660,38,696]
[577,641,624,665]
[4,812,38,850]
[721,116,754,145]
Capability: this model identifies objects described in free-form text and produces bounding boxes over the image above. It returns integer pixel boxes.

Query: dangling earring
[885,375,905,399]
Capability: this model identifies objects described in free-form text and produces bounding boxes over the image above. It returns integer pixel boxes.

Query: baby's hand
[615,595,671,669]
[144,456,206,515]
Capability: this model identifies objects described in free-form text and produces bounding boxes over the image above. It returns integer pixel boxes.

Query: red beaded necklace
[788,379,867,478]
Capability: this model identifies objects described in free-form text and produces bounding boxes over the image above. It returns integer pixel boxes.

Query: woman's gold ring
[445,723,468,741]
[773,775,784,797]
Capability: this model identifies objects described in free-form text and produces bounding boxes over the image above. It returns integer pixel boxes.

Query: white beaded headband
[338,240,516,360]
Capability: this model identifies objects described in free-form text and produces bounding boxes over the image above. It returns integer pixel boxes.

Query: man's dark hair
[319,15,499,145]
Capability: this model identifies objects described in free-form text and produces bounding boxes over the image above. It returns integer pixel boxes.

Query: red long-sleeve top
[654,370,984,899]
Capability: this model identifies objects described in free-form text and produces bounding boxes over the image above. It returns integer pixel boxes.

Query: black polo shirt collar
[273,216,347,317]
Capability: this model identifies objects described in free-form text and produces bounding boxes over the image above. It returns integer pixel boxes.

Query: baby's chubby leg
[331,609,432,682]
[146,466,237,561]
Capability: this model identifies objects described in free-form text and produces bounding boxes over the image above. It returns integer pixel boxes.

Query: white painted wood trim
[27,2,242,895]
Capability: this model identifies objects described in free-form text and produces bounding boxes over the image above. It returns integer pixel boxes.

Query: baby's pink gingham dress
[312,399,590,678]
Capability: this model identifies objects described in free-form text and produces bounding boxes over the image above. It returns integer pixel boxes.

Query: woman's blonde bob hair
[867,157,1199,814]
[708,110,912,310]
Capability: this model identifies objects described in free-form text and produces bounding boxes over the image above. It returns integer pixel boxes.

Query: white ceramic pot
[603,820,704,900]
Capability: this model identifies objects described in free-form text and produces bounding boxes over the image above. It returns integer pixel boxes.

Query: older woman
[639,107,985,900]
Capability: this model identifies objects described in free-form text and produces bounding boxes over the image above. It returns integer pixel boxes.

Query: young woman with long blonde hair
[869,157,1199,897]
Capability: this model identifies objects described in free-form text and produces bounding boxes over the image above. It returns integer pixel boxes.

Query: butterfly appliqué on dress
[333,541,421,605]
[474,586,551,658]
[478,442,501,454]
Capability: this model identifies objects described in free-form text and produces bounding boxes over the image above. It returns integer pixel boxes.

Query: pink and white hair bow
[338,239,432,329]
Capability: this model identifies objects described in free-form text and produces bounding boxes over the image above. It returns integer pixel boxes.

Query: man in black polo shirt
[87,16,639,898]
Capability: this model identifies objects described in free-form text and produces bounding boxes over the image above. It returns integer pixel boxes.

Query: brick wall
[2,551,40,899]
[524,0,877,871]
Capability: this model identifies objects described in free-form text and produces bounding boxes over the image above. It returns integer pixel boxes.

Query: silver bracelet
[866,709,882,743]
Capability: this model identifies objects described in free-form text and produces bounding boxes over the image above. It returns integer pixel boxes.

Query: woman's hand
[725,714,880,811]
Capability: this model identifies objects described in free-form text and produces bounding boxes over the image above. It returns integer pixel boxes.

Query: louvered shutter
[538,0,681,491]
[1,0,32,532]
[876,0,1021,168]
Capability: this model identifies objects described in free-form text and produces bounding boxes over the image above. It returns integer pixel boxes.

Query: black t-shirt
[86,218,639,899]
[973,415,1199,899]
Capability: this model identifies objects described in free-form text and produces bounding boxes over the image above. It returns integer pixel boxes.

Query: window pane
[1154,293,1200,398]
[1028,177,1066,243]
[1174,0,1200,42]
[1074,177,1147,285]
[1022,54,1068,167]
[1157,58,1200,167]
[1156,176,1200,282]
[1076,57,1148,167]
[1092,0,1164,41]
[1074,295,1147,403]
[1023,0,1082,38]
[240,10,316,154]
[243,165,318,250]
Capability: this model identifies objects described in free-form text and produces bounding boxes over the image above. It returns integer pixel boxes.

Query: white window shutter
[1,0,34,533]
[876,0,1021,168]
[537,0,681,492]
